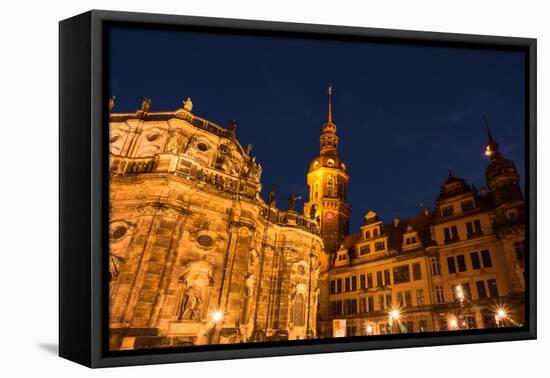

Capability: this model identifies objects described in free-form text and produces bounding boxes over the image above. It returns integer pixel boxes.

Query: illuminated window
[429,257,441,275]
[413,263,422,280]
[416,289,424,305]
[435,285,445,303]
[393,265,410,284]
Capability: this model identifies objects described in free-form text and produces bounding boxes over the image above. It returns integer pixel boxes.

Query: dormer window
[375,241,385,251]
[461,200,475,213]
[441,205,454,217]
[327,159,335,166]
[365,230,371,239]
[405,236,417,245]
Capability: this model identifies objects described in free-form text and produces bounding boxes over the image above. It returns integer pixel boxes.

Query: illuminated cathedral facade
[108,89,525,350]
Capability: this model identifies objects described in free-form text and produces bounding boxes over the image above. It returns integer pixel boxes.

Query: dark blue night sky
[109,27,525,231]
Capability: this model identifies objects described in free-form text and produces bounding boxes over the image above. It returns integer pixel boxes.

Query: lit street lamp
[389,308,401,334]
[495,307,507,328]
[209,310,224,344]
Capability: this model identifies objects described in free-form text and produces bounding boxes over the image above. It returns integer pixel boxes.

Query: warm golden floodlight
[212,310,224,322]
[389,309,400,321]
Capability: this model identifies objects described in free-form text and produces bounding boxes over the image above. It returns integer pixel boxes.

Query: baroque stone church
[108,97,323,350]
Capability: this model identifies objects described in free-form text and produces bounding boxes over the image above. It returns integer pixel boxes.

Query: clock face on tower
[325,212,334,221]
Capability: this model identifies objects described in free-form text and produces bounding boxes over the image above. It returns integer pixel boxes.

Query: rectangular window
[360,274,366,290]
[386,294,392,309]
[330,280,336,294]
[487,279,499,297]
[470,252,481,270]
[330,301,342,315]
[412,263,422,280]
[416,289,424,305]
[359,244,371,255]
[373,228,379,237]
[457,255,467,272]
[375,241,385,251]
[430,257,441,275]
[476,280,487,299]
[351,276,357,291]
[350,299,357,314]
[345,277,350,292]
[466,219,483,238]
[367,297,374,312]
[359,297,366,313]
[378,295,385,310]
[384,269,391,286]
[367,273,373,288]
[404,291,412,307]
[337,279,342,293]
[397,292,404,307]
[481,250,492,268]
[461,200,475,213]
[405,321,414,333]
[444,225,459,243]
[376,271,383,287]
[393,265,410,284]
[435,285,445,303]
[441,205,454,217]
[447,256,456,274]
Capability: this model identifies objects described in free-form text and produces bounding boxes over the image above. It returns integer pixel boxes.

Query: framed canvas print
[59,10,536,368]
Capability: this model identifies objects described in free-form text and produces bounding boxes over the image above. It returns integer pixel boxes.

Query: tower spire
[483,115,493,140]
[328,84,333,123]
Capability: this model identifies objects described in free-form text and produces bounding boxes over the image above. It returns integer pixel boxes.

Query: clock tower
[304,86,351,253]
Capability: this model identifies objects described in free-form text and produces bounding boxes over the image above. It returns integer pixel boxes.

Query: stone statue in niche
[183,135,197,156]
[166,131,184,154]
[109,255,125,282]
[177,281,203,321]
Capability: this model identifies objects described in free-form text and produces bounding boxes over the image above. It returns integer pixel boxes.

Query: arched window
[314,183,319,199]
[327,177,334,197]
[293,294,305,326]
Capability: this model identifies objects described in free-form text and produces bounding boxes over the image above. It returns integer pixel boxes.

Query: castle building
[311,92,525,337]
[108,98,324,350]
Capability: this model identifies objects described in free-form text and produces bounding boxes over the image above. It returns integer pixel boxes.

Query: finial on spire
[327,84,333,123]
[448,168,453,177]
[483,115,493,140]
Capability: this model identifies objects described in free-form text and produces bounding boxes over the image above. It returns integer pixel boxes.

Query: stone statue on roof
[183,97,193,112]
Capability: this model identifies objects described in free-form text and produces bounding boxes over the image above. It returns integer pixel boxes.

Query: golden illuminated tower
[304,85,351,253]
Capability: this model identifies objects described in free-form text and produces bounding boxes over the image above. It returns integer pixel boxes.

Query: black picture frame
[59,9,537,368]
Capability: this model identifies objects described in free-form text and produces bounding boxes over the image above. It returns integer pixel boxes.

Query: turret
[304,86,351,253]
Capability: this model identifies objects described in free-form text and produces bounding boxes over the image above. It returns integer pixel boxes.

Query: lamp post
[389,308,400,334]
[209,310,224,344]
[495,308,507,328]
[455,285,466,330]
